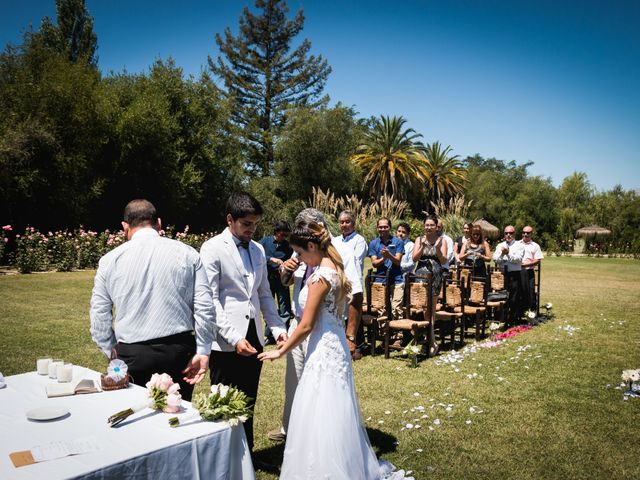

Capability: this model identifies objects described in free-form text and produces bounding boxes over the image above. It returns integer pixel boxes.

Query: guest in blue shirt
[259,221,294,339]
[368,217,405,318]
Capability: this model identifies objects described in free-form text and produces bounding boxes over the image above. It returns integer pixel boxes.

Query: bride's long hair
[289,220,352,308]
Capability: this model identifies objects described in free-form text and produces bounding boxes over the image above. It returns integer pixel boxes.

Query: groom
[200,192,288,467]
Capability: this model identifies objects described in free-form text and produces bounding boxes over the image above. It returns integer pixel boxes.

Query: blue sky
[2,0,639,191]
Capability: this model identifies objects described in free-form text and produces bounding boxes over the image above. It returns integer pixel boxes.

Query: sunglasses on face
[523,232,532,236]
[504,231,515,235]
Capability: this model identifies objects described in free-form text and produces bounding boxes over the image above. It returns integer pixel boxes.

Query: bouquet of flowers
[402,340,421,368]
[107,373,182,427]
[525,310,537,323]
[168,383,253,428]
[542,302,555,320]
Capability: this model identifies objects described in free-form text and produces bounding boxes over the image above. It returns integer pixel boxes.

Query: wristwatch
[346,335,356,342]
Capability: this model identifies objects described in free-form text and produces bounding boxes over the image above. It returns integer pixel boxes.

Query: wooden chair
[361,269,391,355]
[461,275,489,341]
[384,273,433,359]
[434,273,466,349]
[486,265,507,325]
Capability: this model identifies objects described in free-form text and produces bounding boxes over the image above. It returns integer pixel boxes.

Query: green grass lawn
[1,257,639,479]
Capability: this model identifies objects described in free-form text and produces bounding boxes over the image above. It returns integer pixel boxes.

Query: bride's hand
[258,349,282,362]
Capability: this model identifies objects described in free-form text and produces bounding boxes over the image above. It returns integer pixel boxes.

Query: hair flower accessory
[107,373,181,427]
[168,383,252,428]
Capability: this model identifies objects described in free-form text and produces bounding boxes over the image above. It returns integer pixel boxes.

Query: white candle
[57,363,73,383]
[36,358,52,375]
[48,360,63,379]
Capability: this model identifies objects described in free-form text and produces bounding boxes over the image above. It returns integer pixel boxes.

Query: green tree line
[1,0,638,253]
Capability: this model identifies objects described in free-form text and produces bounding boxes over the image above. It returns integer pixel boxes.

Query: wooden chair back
[489,267,506,291]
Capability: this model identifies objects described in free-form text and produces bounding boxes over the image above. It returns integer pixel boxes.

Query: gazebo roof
[474,219,500,239]
[576,225,612,239]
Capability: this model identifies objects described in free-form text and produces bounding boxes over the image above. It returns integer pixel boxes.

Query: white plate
[26,406,70,421]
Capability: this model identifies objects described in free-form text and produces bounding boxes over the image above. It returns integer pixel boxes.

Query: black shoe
[252,457,280,474]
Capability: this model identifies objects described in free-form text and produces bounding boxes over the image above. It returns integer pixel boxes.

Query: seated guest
[518,225,543,313]
[454,222,471,265]
[459,223,491,278]
[492,225,525,325]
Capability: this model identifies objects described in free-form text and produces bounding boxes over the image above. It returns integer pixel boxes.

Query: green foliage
[421,141,466,207]
[276,105,362,201]
[15,228,50,273]
[40,0,98,66]
[210,0,331,176]
[351,115,429,201]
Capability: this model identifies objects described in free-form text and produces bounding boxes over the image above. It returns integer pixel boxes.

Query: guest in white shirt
[519,225,544,313]
[437,218,455,269]
[331,211,368,359]
[90,199,215,400]
[492,225,525,325]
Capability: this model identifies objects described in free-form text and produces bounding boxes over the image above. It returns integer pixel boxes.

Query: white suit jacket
[200,227,287,352]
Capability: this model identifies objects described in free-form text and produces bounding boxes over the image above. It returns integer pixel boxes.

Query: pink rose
[163,393,182,413]
[146,373,161,390]
[2,225,11,231]
[158,373,173,392]
[168,383,180,395]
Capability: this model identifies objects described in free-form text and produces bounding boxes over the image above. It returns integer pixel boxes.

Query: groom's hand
[182,354,209,384]
[235,339,258,356]
[276,332,288,347]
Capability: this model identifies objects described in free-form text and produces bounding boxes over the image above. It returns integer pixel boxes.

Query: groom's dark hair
[226,192,263,220]
[123,199,157,228]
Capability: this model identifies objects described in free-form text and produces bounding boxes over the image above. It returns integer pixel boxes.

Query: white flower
[489,322,500,331]
[526,310,536,319]
[622,369,640,382]
[544,303,553,309]
[405,423,414,429]
[108,359,128,381]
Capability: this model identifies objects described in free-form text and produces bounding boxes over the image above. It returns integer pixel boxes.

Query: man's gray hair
[295,208,325,226]
[338,210,355,224]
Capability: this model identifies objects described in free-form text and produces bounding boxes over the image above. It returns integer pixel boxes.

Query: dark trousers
[210,319,263,453]
[115,331,196,401]
[506,270,524,324]
[520,268,537,312]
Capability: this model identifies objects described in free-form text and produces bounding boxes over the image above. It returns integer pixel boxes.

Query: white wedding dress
[280,267,412,480]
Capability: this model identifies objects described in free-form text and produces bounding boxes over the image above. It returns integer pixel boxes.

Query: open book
[46,379,100,398]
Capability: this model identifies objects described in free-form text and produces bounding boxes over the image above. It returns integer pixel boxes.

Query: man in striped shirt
[90,199,215,400]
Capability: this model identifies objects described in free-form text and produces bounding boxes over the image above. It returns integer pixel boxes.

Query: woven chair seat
[435,310,463,318]
[388,319,430,330]
[459,306,486,314]
[486,301,506,307]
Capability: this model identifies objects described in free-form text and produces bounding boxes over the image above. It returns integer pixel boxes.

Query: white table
[0,368,255,479]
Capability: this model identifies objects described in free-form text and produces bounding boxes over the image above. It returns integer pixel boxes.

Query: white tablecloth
[0,368,255,480]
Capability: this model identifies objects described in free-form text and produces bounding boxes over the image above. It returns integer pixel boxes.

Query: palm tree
[351,115,429,199]
[422,141,466,204]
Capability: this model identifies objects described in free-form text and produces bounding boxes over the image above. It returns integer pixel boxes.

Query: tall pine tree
[209,0,331,176]
[40,0,98,66]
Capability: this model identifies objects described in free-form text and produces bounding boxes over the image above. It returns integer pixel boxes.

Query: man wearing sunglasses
[492,226,525,325]
[519,226,543,313]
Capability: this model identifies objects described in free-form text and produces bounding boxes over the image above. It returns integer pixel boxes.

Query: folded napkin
[0,372,6,389]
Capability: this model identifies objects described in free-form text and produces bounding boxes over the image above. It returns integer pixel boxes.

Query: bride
[259,219,411,479]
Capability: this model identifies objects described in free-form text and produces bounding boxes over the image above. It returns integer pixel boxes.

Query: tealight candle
[57,363,73,383]
[48,359,63,379]
[36,357,52,375]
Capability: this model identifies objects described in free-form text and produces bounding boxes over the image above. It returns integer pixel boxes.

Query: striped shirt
[90,228,215,357]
